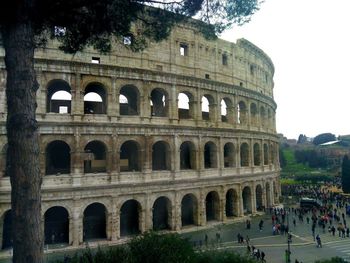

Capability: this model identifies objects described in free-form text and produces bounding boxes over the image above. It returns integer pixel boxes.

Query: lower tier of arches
[0,178,280,249]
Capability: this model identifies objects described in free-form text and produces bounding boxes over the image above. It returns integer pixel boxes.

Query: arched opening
[84,83,107,114]
[266,182,271,207]
[253,143,261,166]
[120,200,141,237]
[268,108,272,128]
[223,142,235,168]
[178,92,193,119]
[205,191,220,222]
[242,187,252,214]
[225,189,238,217]
[120,140,140,172]
[180,141,196,170]
[181,194,198,226]
[84,141,107,173]
[46,80,71,114]
[152,141,170,171]
[250,103,258,127]
[273,181,278,203]
[260,106,266,128]
[83,203,107,241]
[263,144,269,165]
[270,143,276,165]
[204,141,217,168]
[1,144,8,177]
[255,185,263,211]
[240,143,249,167]
[150,88,168,117]
[44,206,69,244]
[237,101,247,125]
[119,85,139,115]
[45,140,71,175]
[152,197,171,231]
[2,210,12,249]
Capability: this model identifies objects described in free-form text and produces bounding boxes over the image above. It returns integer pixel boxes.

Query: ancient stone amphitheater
[0,24,280,249]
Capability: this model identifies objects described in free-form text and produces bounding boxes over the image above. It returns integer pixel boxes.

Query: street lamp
[286,232,292,263]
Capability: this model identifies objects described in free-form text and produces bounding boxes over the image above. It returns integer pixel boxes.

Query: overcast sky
[220,0,350,140]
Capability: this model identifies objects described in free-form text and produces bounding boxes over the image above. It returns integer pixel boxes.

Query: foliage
[313,133,336,145]
[279,148,287,168]
[294,149,327,168]
[314,257,347,263]
[297,134,308,144]
[342,155,350,193]
[55,233,257,263]
[280,149,314,176]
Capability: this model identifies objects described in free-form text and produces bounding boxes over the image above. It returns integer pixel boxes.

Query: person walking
[316,234,322,248]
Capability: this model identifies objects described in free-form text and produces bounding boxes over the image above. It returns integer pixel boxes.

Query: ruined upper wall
[25,24,275,99]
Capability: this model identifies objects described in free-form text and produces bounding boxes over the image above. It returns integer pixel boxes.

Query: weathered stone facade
[0,24,280,249]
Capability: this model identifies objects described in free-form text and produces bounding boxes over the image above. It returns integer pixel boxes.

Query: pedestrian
[316,234,322,248]
[259,219,264,231]
[261,251,266,262]
[347,227,350,237]
[293,218,296,227]
[237,233,241,243]
[204,233,208,247]
[246,244,251,255]
[306,217,310,224]
[246,235,250,245]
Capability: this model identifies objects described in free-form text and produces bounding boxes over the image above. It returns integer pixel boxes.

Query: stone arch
[273,181,278,204]
[45,140,71,175]
[181,193,198,226]
[1,210,12,249]
[152,141,171,171]
[83,203,107,241]
[268,108,272,128]
[240,142,250,167]
[224,142,235,168]
[250,102,258,126]
[120,140,141,172]
[44,206,69,244]
[242,186,252,214]
[205,191,220,222]
[150,88,168,117]
[84,82,107,114]
[225,188,239,217]
[119,85,140,116]
[270,143,276,164]
[83,140,107,173]
[221,97,233,123]
[253,143,261,166]
[204,141,217,169]
[46,79,72,114]
[265,182,272,207]
[120,199,142,237]
[201,94,215,121]
[152,196,172,231]
[178,91,194,119]
[263,143,269,165]
[255,184,263,211]
[180,141,196,170]
[237,100,247,125]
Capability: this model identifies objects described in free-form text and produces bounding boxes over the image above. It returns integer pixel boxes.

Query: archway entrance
[152,197,171,231]
[120,200,141,237]
[44,206,69,244]
[83,203,107,241]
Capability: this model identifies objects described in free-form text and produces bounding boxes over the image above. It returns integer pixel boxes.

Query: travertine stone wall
[0,24,280,249]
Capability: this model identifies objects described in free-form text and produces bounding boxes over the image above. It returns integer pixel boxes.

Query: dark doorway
[120,200,140,237]
[181,194,197,226]
[205,191,219,221]
[2,210,12,249]
[83,203,107,241]
[45,141,71,175]
[44,206,69,244]
[152,197,171,231]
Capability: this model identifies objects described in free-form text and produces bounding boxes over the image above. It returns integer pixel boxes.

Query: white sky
[220,0,350,140]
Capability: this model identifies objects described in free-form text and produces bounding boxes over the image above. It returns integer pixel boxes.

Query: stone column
[107,77,117,118]
[237,185,244,216]
[110,134,118,182]
[174,195,182,231]
[72,73,83,118]
[144,197,153,231]
[170,84,178,123]
[199,192,206,226]
[72,130,82,186]
[72,211,82,246]
[218,137,223,172]
[251,183,257,213]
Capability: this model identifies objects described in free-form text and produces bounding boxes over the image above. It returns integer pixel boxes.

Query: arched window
[225,189,239,217]
[152,141,170,171]
[260,106,266,128]
[181,194,198,226]
[46,80,72,114]
[150,88,168,117]
[237,101,247,125]
[223,142,235,168]
[44,206,69,244]
[204,141,217,169]
[178,92,193,119]
[253,143,261,166]
[250,103,258,127]
[84,83,107,114]
[83,203,107,241]
[120,85,139,115]
[242,187,252,214]
[263,144,269,165]
[152,197,171,231]
[256,185,263,211]
[84,141,107,173]
[201,95,215,121]
[120,200,141,236]
[45,141,71,175]
[120,141,140,172]
[205,191,220,221]
[240,143,249,167]
[180,141,196,170]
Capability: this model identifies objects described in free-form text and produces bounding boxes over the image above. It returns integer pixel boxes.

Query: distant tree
[0,1,263,262]
[313,133,336,145]
[342,155,350,193]
[279,148,287,168]
[297,134,307,144]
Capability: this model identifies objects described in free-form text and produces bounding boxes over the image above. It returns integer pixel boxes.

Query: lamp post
[286,232,292,263]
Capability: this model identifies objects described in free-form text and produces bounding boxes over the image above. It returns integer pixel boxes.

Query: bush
[195,250,258,263]
[314,257,347,263]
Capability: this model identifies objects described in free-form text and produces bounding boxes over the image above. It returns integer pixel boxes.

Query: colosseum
[0,24,280,249]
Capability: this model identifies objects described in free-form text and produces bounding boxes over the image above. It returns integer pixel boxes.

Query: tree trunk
[2,22,43,263]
